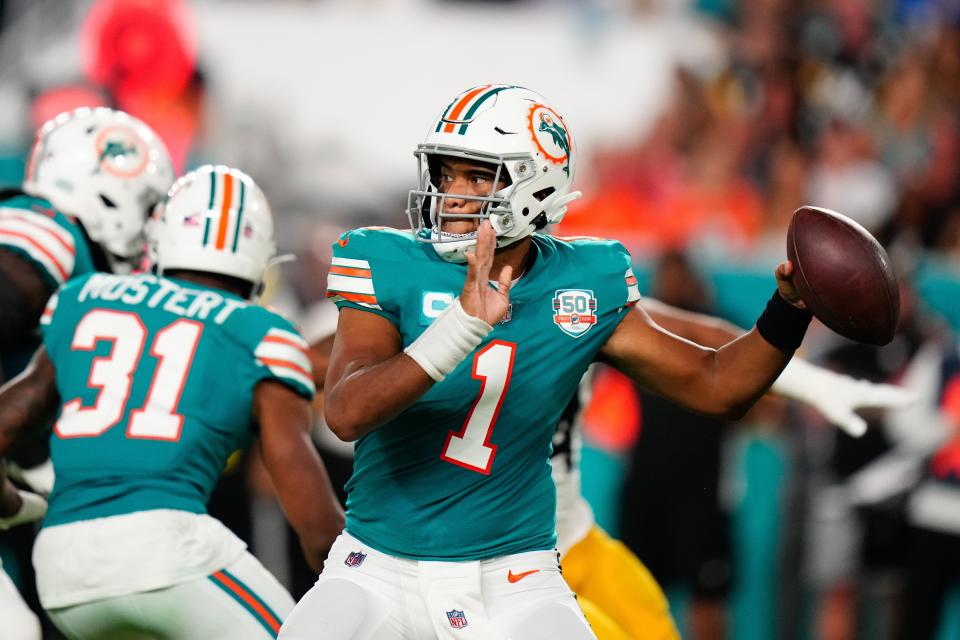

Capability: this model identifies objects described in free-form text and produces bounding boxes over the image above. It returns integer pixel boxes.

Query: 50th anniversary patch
[552,289,597,338]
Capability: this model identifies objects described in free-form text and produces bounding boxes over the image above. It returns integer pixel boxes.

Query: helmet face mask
[149,165,276,298]
[22,107,174,268]
[406,147,526,246]
[406,86,581,263]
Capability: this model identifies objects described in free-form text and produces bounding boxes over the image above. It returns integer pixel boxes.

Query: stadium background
[2,0,960,638]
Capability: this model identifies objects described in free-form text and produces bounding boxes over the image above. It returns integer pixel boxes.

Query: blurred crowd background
[2,0,960,639]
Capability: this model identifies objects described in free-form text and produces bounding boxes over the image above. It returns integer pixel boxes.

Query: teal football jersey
[327,228,641,560]
[39,273,315,527]
[0,193,97,290]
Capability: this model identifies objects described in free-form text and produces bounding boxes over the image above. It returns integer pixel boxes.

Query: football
[786,206,900,346]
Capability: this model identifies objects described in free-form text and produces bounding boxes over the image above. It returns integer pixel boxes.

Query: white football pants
[46,551,295,640]
[279,531,596,640]
[0,564,41,640]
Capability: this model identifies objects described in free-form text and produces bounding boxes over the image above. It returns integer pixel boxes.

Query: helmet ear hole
[533,187,555,201]
[522,207,530,217]
[99,194,118,208]
[427,155,443,189]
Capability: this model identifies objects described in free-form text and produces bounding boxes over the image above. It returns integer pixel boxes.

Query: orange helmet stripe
[214,172,234,250]
[442,85,491,133]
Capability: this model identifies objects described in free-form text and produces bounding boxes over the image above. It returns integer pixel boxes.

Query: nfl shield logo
[447,609,468,629]
[344,551,366,568]
[552,289,598,338]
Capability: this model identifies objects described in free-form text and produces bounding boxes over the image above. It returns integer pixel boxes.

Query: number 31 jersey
[327,228,640,561]
[39,272,315,527]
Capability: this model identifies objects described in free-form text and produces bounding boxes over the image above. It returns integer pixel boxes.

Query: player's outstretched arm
[600,262,809,419]
[600,306,789,419]
[641,297,916,435]
[0,347,60,456]
[640,298,744,348]
[255,381,345,574]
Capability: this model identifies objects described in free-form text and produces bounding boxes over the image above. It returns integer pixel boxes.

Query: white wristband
[0,490,47,530]
[404,299,493,381]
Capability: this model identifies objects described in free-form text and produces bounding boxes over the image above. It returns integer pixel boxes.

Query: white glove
[6,458,55,496]
[0,490,47,530]
[772,358,918,438]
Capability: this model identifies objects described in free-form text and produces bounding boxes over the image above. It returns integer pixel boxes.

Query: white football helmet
[22,107,174,262]
[150,165,276,295]
[406,85,581,262]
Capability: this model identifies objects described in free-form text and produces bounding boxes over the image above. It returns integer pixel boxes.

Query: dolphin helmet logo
[528,104,571,176]
[95,125,149,178]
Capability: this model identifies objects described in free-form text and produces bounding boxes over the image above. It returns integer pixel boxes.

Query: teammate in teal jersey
[0,165,344,639]
[279,85,816,640]
[0,107,175,379]
[0,106,174,640]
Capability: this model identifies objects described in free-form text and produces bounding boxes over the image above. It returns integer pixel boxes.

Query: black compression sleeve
[755,290,813,352]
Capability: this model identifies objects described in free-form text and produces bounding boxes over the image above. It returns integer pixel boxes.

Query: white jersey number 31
[56,309,202,441]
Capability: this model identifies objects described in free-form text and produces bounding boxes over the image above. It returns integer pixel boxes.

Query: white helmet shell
[406,85,581,262]
[23,107,174,261]
[151,165,276,291]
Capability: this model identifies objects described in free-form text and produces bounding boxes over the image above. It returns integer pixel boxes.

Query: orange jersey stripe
[443,85,491,133]
[5,212,76,255]
[215,173,234,250]
[328,290,378,305]
[258,357,311,379]
[212,571,281,634]
[262,335,309,355]
[0,229,69,280]
[329,265,372,278]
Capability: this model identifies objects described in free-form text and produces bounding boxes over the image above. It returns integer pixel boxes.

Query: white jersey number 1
[440,340,516,474]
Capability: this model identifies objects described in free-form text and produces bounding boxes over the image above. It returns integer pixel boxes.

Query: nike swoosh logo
[507,569,540,583]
